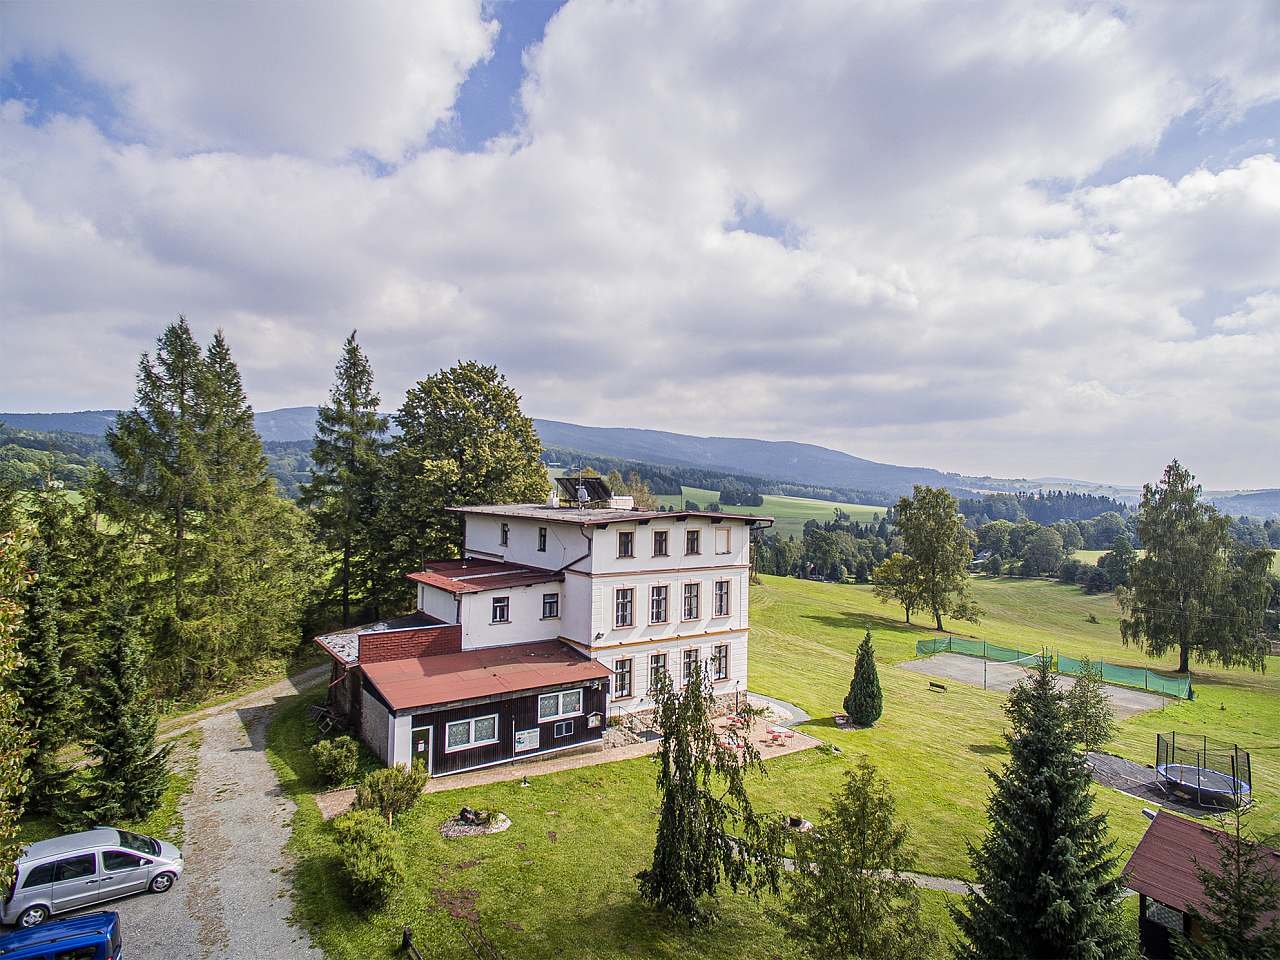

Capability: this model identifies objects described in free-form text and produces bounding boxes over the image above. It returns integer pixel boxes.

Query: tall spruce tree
[301,332,388,625]
[78,594,170,824]
[0,527,32,898]
[844,629,883,726]
[382,362,549,604]
[953,655,1128,960]
[1064,657,1115,754]
[13,542,72,811]
[1178,809,1280,960]
[637,662,782,923]
[1120,461,1273,673]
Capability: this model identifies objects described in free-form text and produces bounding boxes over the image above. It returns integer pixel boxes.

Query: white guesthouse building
[316,483,772,776]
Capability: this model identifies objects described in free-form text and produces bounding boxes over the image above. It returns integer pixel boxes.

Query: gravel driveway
[106,667,327,959]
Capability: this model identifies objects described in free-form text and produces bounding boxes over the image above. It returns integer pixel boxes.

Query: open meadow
[657,486,887,539]
[269,573,1278,959]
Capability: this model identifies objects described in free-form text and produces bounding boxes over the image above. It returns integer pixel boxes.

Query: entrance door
[411,725,432,774]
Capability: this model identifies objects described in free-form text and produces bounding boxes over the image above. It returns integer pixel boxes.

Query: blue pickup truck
[0,911,123,960]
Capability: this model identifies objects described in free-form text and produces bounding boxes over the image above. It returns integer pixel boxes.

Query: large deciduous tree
[637,662,782,924]
[871,552,925,623]
[1021,526,1066,578]
[953,656,1129,960]
[0,527,33,899]
[771,757,936,960]
[301,331,389,625]
[382,362,549,604]
[894,486,980,631]
[1119,461,1273,673]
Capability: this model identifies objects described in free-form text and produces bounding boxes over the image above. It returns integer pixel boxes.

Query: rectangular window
[715,527,731,554]
[614,587,634,628]
[648,653,668,691]
[500,522,509,546]
[682,648,699,684]
[649,584,669,623]
[542,593,560,619]
[553,719,574,738]
[539,689,584,721]
[54,855,96,882]
[613,658,633,698]
[713,644,729,681]
[714,579,730,617]
[617,530,634,558]
[652,530,669,557]
[686,529,701,555]
[682,582,700,620]
[538,526,548,552]
[445,714,499,752]
[491,596,510,623]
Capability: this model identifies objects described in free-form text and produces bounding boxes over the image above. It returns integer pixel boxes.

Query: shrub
[1083,567,1112,594]
[354,760,428,824]
[1058,559,1084,584]
[311,735,359,787]
[332,809,404,909]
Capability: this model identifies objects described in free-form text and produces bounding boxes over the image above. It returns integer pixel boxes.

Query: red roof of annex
[406,558,564,594]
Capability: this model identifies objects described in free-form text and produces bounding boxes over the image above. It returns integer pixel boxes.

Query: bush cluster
[332,809,405,909]
[310,735,359,786]
[353,760,428,824]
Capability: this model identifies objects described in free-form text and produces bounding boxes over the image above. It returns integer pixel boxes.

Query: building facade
[315,493,771,776]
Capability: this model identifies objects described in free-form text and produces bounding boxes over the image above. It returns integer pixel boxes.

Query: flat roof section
[450,503,774,527]
[314,611,448,665]
[361,640,614,712]
[406,558,565,595]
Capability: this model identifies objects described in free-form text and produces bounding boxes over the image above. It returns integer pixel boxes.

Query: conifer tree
[301,332,388,625]
[637,662,782,923]
[78,595,170,824]
[844,629,883,726]
[1064,657,1115,754]
[0,527,33,898]
[953,655,1128,960]
[13,542,72,811]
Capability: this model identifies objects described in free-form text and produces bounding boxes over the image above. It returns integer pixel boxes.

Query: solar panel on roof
[555,475,612,504]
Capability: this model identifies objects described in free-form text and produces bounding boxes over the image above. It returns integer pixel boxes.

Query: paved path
[106,668,326,960]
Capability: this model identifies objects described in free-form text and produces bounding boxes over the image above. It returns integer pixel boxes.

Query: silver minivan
[2,828,184,928]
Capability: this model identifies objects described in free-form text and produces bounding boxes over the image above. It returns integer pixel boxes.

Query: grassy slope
[657,486,887,539]
[271,574,1277,959]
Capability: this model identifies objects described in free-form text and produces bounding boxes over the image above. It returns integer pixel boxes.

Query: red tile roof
[361,640,613,712]
[1124,810,1280,919]
[406,558,564,594]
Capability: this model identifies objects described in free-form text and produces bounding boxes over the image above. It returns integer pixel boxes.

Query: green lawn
[271,574,1279,959]
[657,486,887,539]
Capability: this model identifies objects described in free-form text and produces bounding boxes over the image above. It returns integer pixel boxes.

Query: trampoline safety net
[1155,732,1252,809]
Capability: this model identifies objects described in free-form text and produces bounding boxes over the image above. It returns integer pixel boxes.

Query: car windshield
[115,830,159,856]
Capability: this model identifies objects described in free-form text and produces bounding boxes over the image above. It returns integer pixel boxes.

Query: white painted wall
[463,515,589,570]
[588,567,749,651]
[417,583,460,623]
[459,584,564,650]
[603,632,748,716]
[589,517,750,576]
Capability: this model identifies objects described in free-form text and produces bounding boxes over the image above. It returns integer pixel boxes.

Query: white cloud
[2,0,1279,487]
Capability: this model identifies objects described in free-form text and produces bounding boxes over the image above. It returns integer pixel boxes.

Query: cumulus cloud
[1,0,1279,487]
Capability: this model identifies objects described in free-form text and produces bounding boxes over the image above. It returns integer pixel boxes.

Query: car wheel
[18,905,49,927]
[149,871,176,893]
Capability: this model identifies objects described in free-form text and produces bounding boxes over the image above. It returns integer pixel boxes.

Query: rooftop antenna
[576,482,590,510]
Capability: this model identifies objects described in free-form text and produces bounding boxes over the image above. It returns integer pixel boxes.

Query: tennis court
[898,653,1171,719]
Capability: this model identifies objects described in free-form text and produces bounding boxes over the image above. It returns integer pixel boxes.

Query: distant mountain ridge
[3,407,1276,513]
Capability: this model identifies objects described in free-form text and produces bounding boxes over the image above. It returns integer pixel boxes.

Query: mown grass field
[656,485,887,539]
[269,573,1278,960]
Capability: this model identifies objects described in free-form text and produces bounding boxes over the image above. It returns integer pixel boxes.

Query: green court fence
[1058,654,1192,700]
[914,637,1193,699]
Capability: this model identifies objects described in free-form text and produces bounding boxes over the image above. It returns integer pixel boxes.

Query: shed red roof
[406,558,563,594]
[1124,810,1280,919]
[361,640,612,712]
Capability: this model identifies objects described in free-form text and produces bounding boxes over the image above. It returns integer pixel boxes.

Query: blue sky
[1,1,1278,488]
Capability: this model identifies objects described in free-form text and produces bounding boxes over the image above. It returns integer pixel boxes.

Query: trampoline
[1155,733,1252,809]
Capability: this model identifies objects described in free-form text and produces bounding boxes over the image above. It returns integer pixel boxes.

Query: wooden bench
[928,681,947,694]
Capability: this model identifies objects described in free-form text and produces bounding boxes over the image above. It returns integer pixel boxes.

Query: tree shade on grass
[844,629,883,726]
[952,656,1130,960]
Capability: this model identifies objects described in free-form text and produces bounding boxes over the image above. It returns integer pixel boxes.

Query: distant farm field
[658,485,886,538]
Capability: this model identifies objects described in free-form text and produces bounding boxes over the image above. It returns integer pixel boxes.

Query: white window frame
[712,643,730,681]
[682,647,700,684]
[682,582,700,621]
[617,530,634,558]
[649,584,669,624]
[652,530,669,557]
[500,522,509,547]
[537,526,548,552]
[685,529,701,555]
[614,587,635,628]
[542,593,560,619]
[553,719,574,738]
[715,526,731,555]
[613,658,633,698]
[538,689,584,722]
[491,595,510,623]
[714,579,731,617]
[444,714,499,753]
